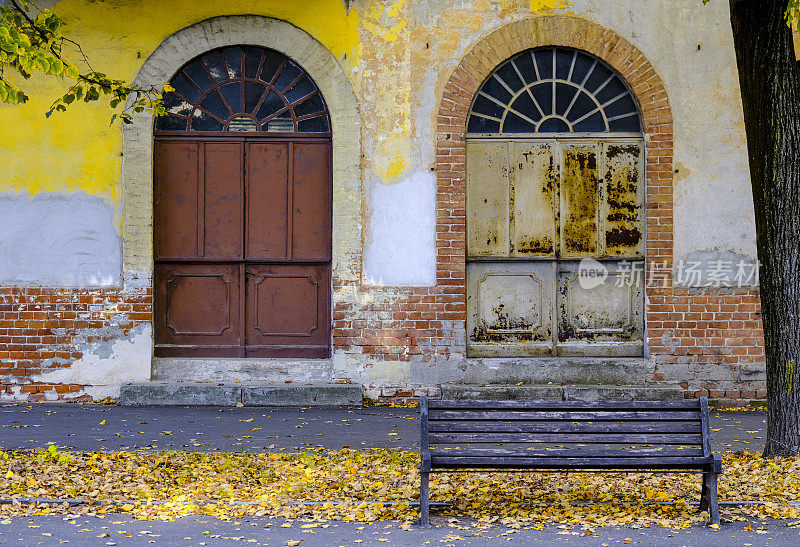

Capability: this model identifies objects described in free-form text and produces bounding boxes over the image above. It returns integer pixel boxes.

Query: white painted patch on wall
[32,323,152,394]
[364,169,437,286]
[0,191,121,287]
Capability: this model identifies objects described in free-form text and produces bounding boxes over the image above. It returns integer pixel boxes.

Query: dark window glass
[482,76,512,104]
[202,51,227,83]
[219,82,242,114]
[163,93,192,117]
[555,82,577,116]
[244,81,267,114]
[157,46,330,133]
[190,111,224,131]
[609,115,641,132]
[170,73,201,103]
[508,92,541,122]
[467,115,500,133]
[182,61,213,91]
[285,75,317,104]
[155,114,188,131]
[273,60,302,91]
[573,111,606,132]
[259,51,285,84]
[530,83,552,116]
[222,47,242,79]
[533,49,553,79]
[494,62,524,94]
[294,93,325,117]
[604,94,637,119]
[199,90,230,119]
[297,115,329,133]
[255,90,285,121]
[471,94,505,119]
[503,111,537,133]
[243,47,263,79]
[538,117,571,133]
[467,46,641,134]
[555,49,574,80]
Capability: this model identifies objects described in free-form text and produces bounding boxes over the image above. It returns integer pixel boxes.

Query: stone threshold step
[441,384,684,401]
[118,382,362,406]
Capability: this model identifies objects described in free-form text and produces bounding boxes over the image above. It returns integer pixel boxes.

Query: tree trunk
[730,0,800,456]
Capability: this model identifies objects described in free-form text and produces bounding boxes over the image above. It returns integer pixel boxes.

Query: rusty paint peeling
[561,147,599,255]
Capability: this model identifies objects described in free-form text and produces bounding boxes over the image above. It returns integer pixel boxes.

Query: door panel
[203,142,243,258]
[560,144,601,258]
[602,143,644,258]
[155,263,242,356]
[154,141,199,259]
[466,141,510,257]
[292,143,332,260]
[245,264,331,358]
[509,143,557,257]
[246,142,289,259]
[556,260,643,356]
[465,138,644,358]
[155,137,332,359]
[467,261,555,357]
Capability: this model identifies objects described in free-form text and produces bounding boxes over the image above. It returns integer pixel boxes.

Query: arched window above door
[467,47,641,134]
[155,46,331,133]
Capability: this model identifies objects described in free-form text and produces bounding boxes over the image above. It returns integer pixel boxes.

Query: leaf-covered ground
[0,448,798,530]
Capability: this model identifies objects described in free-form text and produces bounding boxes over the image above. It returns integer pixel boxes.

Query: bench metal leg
[701,472,720,526]
[419,471,430,526]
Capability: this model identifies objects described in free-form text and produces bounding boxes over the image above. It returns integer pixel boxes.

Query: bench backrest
[420,397,713,469]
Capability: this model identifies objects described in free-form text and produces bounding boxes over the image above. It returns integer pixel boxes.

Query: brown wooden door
[154,138,332,358]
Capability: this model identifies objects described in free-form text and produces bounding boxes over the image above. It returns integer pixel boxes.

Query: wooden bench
[419,396,722,526]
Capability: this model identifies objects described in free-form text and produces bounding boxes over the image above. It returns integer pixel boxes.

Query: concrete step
[441,384,684,401]
[118,382,362,406]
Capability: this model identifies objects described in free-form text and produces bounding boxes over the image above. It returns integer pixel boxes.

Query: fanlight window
[467,47,641,134]
[155,46,330,133]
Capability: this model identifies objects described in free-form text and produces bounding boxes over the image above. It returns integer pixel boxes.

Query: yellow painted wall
[0,0,572,221]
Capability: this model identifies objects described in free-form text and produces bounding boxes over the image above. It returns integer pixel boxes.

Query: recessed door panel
[292,143,332,260]
[154,141,199,259]
[467,261,554,357]
[466,141,510,257]
[203,142,243,258]
[602,143,644,258]
[510,143,557,257]
[245,264,331,358]
[560,144,601,258]
[155,263,241,356]
[556,261,643,356]
[246,142,289,259]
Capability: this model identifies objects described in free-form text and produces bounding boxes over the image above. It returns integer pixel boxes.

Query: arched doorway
[465,46,645,357]
[153,45,332,358]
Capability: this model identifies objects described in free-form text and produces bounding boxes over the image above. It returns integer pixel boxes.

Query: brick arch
[435,15,674,293]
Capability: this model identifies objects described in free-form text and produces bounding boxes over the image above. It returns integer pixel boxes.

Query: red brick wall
[0,287,151,401]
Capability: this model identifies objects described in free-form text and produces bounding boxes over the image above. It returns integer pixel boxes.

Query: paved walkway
[0,402,768,453]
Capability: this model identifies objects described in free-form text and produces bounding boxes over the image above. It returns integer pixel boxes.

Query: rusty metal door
[154,138,332,358]
[466,138,644,357]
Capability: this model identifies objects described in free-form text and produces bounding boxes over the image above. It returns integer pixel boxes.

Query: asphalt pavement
[0,403,769,453]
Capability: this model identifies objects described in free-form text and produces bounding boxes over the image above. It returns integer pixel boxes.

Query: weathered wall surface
[0,0,763,401]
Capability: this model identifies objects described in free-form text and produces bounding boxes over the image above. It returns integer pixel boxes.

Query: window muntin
[467,47,641,135]
[155,46,331,133]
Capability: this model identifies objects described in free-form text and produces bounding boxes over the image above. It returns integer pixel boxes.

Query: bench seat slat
[428,400,701,410]
[429,410,699,421]
[429,456,716,470]
[428,421,702,434]
[430,447,706,458]
[429,432,702,444]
